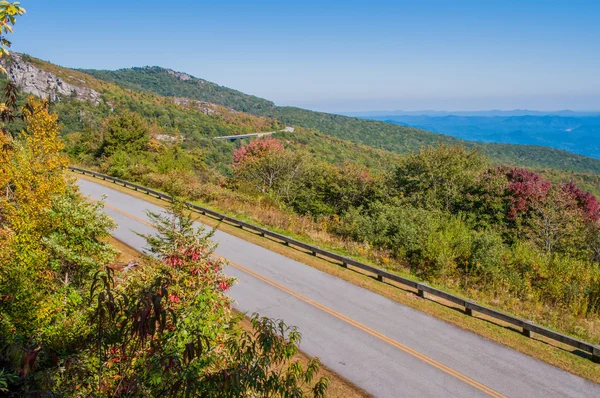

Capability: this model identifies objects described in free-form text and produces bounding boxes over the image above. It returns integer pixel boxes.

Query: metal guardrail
[70,166,600,363]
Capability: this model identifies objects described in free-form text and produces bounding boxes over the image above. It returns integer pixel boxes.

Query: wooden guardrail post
[522,321,534,338]
[465,301,475,316]
[417,283,427,298]
[593,346,600,363]
[377,274,384,282]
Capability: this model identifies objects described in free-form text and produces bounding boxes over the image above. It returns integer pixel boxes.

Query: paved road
[78,178,600,398]
[214,126,294,141]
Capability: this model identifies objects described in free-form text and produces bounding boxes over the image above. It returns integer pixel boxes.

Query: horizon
[342,108,600,115]
[13,1,600,113]
[14,52,600,116]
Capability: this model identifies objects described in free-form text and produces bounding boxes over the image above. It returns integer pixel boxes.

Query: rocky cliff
[3,53,101,104]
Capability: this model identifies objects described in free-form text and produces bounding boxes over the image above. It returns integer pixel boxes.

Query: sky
[11,0,600,113]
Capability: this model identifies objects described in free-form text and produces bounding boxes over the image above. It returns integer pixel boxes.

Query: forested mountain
[80,66,275,114]
[4,54,397,173]
[82,65,600,174]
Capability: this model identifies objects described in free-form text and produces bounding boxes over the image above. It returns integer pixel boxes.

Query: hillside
[3,54,397,172]
[82,65,600,174]
[79,66,275,114]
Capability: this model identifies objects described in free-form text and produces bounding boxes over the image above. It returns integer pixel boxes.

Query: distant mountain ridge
[44,62,600,175]
[359,114,600,159]
[344,110,600,117]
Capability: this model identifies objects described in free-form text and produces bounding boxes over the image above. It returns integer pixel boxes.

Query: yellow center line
[94,196,506,398]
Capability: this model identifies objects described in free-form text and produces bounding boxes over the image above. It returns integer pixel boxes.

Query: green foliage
[291,161,389,216]
[394,144,487,212]
[42,200,327,397]
[99,112,150,157]
[81,66,276,114]
[225,315,329,398]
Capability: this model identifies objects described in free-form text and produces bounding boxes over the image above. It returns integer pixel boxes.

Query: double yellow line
[98,198,506,398]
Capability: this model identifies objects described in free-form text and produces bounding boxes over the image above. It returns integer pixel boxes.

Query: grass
[105,235,369,397]
[81,172,600,383]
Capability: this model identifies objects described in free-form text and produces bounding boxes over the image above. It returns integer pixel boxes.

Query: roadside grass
[84,173,600,383]
[107,236,140,264]
[105,235,369,398]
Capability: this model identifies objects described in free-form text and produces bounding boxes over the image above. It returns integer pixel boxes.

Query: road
[214,126,294,141]
[78,178,600,398]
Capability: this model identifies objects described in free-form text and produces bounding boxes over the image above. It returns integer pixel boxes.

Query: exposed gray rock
[166,69,192,81]
[172,97,218,115]
[3,53,101,104]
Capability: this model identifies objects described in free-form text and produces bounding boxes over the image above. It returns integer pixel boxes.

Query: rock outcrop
[166,69,192,81]
[3,53,101,104]
[172,97,218,115]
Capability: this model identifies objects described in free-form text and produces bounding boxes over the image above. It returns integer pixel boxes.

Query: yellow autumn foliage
[0,97,69,241]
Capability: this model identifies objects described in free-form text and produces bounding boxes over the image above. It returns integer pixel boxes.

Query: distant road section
[215,126,294,141]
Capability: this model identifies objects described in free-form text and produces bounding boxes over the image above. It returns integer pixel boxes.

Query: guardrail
[70,165,600,363]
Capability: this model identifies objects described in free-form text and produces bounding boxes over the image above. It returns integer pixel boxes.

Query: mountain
[81,65,600,174]
[79,66,275,114]
[360,115,600,158]
[2,54,398,172]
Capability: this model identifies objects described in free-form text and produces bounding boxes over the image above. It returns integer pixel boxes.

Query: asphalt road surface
[78,178,600,398]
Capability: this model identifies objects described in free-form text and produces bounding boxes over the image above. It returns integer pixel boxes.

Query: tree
[524,186,586,255]
[291,161,388,217]
[0,98,116,394]
[99,112,150,157]
[233,138,307,202]
[0,98,68,242]
[503,167,551,222]
[394,145,487,212]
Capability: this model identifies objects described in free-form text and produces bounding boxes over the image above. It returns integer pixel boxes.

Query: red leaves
[562,181,600,221]
[232,137,283,167]
[493,167,599,225]
[163,247,205,268]
[20,349,38,376]
[502,167,551,219]
[163,255,183,267]
[168,294,180,304]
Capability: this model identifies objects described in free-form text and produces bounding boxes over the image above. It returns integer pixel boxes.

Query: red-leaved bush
[232,137,283,167]
[562,181,600,221]
[502,167,551,219]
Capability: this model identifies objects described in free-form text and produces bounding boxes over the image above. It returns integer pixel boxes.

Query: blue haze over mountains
[346,111,600,159]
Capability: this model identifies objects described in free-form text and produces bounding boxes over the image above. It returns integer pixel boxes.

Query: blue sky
[11,0,600,112]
